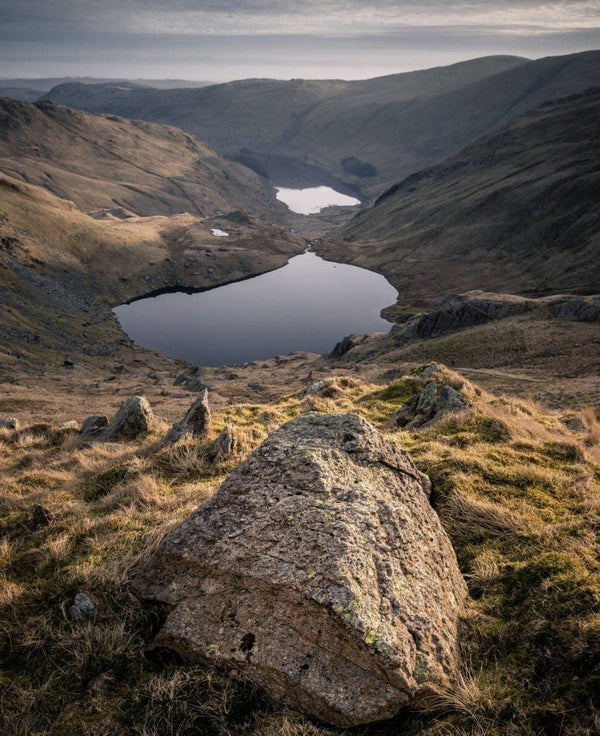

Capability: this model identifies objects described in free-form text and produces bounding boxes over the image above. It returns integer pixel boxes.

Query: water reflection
[275,186,360,214]
[114,252,396,366]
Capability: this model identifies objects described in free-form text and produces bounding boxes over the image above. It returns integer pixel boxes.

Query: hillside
[41,52,600,197]
[319,88,600,306]
[40,56,527,192]
[0,98,282,220]
[0,173,303,376]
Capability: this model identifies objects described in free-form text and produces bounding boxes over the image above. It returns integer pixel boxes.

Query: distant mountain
[325,88,600,306]
[0,77,212,93]
[0,97,281,220]
[41,52,600,197]
[41,56,528,192]
[0,87,45,103]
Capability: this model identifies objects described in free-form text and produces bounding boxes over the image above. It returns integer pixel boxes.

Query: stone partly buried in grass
[133,412,467,727]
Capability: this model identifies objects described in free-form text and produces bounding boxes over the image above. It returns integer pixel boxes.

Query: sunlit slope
[0,98,281,219]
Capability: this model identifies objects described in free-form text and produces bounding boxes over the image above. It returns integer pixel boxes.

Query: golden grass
[0,366,598,735]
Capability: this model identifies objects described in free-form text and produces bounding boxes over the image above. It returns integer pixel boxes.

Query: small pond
[275,186,360,214]
[113,252,397,367]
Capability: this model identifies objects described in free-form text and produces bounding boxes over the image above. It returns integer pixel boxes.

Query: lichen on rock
[133,412,467,726]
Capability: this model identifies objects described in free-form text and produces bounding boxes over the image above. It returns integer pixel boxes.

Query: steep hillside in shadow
[322,88,600,305]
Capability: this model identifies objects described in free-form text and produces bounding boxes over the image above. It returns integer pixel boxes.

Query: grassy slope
[0,98,282,220]
[40,52,600,197]
[0,366,598,735]
[319,89,600,306]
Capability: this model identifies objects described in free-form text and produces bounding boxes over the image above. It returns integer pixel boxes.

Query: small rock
[58,420,79,431]
[30,504,51,529]
[147,370,158,380]
[208,424,237,464]
[63,358,74,369]
[0,417,19,431]
[69,593,96,623]
[80,415,109,437]
[174,372,206,392]
[101,396,156,441]
[388,382,470,429]
[302,380,328,397]
[162,389,211,445]
[419,363,442,379]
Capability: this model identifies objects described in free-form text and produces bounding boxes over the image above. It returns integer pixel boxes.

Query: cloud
[1,1,598,80]
[2,0,600,37]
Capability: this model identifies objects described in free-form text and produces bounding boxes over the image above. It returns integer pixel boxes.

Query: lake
[275,186,360,214]
[114,252,397,367]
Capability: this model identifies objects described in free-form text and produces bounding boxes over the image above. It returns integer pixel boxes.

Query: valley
[1,47,600,736]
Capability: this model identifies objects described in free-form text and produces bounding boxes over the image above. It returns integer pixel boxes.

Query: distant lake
[275,186,360,214]
[114,252,397,367]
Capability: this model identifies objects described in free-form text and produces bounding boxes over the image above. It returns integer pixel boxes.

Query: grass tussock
[0,365,598,735]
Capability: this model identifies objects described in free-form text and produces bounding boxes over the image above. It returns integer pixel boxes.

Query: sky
[1,0,599,82]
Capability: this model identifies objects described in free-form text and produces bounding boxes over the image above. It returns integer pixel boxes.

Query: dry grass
[0,366,598,735]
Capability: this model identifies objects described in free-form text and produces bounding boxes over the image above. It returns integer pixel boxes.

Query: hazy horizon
[1,1,599,82]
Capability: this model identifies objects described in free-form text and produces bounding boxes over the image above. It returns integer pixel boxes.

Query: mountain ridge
[317,86,600,306]
[40,52,600,197]
[0,96,282,220]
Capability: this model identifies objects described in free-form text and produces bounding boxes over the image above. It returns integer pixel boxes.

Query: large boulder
[101,396,156,440]
[162,389,211,445]
[133,412,467,727]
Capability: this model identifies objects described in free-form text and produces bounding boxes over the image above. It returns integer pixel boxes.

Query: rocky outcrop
[134,412,466,727]
[162,390,210,445]
[546,295,600,322]
[101,396,156,441]
[388,382,470,429]
[394,291,534,341]
[393,291,600,341]
[331,334,360,358]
